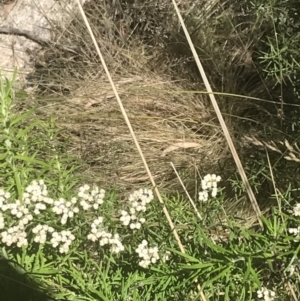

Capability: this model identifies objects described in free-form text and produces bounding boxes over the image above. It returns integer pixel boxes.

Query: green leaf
[14,155,49,168]
[0,152,8,160]
[180,262,213,270]
[15,90,28,100]
[16,121,41,138]
[207,266,233,284]
[169,248,201,263]
[29,269,59,275]
[10,107,36,126]
[88,288,111,301]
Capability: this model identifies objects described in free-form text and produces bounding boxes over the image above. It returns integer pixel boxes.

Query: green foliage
[2,1,300,297]
[250,0,300,93]
[0,70,82,199]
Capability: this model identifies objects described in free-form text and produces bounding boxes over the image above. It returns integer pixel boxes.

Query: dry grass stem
[170,162,202,221]
[74,0,195,290]
[245,136,300,162]
[287,280,298,301]
[171,0,263,229]
[265,150,281,213]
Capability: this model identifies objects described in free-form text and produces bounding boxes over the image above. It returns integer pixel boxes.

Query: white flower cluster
[87,217,124,254]
[257,287,276,301]
[78,185,105,210]
[0,187,33,247]
[135,240,159,268]
[0,181,110,253]
[109,233,125,254]
[288,226,300,236]
[288,226,300,242]
[120,189,153,229]
[198,174,221,202]
[23,180,54,214]
[2,199,33,228]
[1,224,28,247]
[52,197,79,225]
[32,224,54,244]
[120,210,145,230]
[87,217,104,241]
[50,230,75,254]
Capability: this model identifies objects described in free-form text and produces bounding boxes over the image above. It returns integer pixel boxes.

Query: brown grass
[32,71,228,194]
[22,1,238,196]
[245,136,300,163]
[19,0,286,220]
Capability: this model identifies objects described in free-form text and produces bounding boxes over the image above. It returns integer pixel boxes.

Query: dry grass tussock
[35,71,228,194]
[18,0,287,227]
[23,1,231,195]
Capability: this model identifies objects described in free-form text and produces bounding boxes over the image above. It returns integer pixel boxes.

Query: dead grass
[20,0,281,207]
[30,71,228,194]
[245,136,300,162]
[20,1,241,196]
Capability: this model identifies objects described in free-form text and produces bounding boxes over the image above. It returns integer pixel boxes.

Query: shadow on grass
[0,259,52,301]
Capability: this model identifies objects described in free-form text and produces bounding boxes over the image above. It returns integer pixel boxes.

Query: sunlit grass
[0,72,299,301]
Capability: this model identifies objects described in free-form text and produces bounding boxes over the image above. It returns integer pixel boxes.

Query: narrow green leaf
[180,262,212,270]
[0,152,8,160]
[10,107,36,126]
[209,267,233,285]
[28,269,59,275]
[88,288,110,301]
[169,248,200,263]
[14,155,49,168]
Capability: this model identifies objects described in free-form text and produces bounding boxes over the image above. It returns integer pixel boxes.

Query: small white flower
[257,287,276,301]
[16,211,23,218]
[201,179,208,190]
[129,223,135,229]
[162,250,171,262]
[100,237,109,246]
[135,241,159,268]
[135,222,141,229]
[292,203,300,216]
[50,230,75,253]
[94,217,103,225]
[1,225,28,247]
[211,187,218,198]
[129,208,135,215]
[288,227,300,235]
[199,190,209,202]
[0,189,10,209]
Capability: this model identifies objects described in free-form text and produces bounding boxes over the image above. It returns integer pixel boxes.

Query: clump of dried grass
[22,1,237,195]
[37,72,228,194]
[23,0,282,209]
